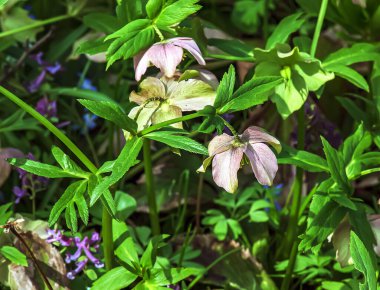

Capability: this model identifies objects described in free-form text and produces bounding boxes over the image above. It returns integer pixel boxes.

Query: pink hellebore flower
[198,126,281,193]
[134,37,206,81]
[0,148,24,188]
[331,215,380,267]
[127,76,215,137]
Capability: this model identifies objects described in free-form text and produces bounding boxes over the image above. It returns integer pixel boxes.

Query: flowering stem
[221,117,238,136]
[281,0,328,288]
[0,14,72,39]
[0,86,114,270]
[143,139,161,236]
[139,112,203,136]
[153,25,164,41]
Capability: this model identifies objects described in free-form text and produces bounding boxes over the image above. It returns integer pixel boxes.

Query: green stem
[281,0,328,288]
[221,117,238,136]
[143,139,161,236]
[102,205,114,270]
[139,112,203,136]
[349,167,380,180]
[0,86,97,173]
[0,14,72,39]
[310,0,329,58]
[0,86,115,270]
[188,248,241,289]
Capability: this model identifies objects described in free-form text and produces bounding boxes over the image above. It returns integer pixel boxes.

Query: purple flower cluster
[28,52,61,93]
[46,229,104,280]
[35,97,70,128]
[13,153,48,204]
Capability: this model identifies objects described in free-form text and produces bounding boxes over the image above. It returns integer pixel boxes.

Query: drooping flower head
[134,37,206,81]
[127,76,215,135]
[198,126,281,193]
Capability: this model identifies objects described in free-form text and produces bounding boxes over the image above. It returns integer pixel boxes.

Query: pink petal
[169,37,206,65]
[0,148,24,188]
[134,50,151,81]
[212,147,244,193]
[244,143,278,186]
[208,133,235,156]
[241,126,281,153]
[148,43,183,78]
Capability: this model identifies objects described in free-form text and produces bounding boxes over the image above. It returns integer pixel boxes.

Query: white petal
[212,148,244,193]
[244,143,278,186]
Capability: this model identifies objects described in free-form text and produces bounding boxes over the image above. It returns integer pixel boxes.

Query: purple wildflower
[67,259,88,280]
[83,113,98,131]
[81,79,97,91]
[28,52,61,93]
[46,229,73,246]
[35,97,57,119]
[12,186,29,204]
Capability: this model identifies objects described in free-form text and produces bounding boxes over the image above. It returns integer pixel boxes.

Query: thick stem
[143,139,161,236]
[281,0,328,288]
[0,87,115,270]
[0,15,71,39]
[102,206,114,270]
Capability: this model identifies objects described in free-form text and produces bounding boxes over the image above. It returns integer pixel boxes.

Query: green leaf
[48,87,118,105]
[66,202,78,232]
[115,237,140,269]
[140,235,167,269]
[278,144,329,172]
[83,13,119,33]
[0,246,27,266]
[144,132,208,155]
[78,99,137,134]
[326,65,369,92]
[350,232,377,290]
[266,12,306,49]
[330,194,357,210]
[214,65,236,109]
[115,191,137,220]
[321,137,351,193]
[323,43,380,68]
[155,0,201,27]
[336,96,368,124]
[51,146,89,176]
[105,19,155,69]
[92,267,138,290]
[48,181,86,226]
[8,158,88,179]
[146,0,163,19]
[0,0,9,8]
[207,39,254,61]
[90,137,143,206]
[219,76,283,113]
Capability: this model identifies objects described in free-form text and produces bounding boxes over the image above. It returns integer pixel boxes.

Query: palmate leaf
[105,19,155,69]
[154,0,202,27]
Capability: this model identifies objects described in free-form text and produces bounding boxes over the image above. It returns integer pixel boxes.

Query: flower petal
[152,104,183,129]
[332,218,353,267]
[0,148,24,188]
[212,147,244,193]
[241,126,281,153]
[130,77,166,105]
[208,133,235,156]
[169,37,206,65]
[134,50,151,81]
[148,43,183,78]
[168,79,216,111]
[244,143,278,186]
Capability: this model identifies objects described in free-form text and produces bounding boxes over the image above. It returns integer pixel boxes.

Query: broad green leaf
[8,158,88,179]
[330,194,357,210]
[214,220,228,240]
[78,99,137,133]
[115,191,137,221]
[219,76,283,113]
[336,96,368,124]
[214,65,236,109]
[231,0,265,35]
[105,19,155,68]
[144,132,208,155]
[278,145,329,172]
[0,246,27,266]
[342,124,365,165]
[321,137,351,193]
[327,64,369,92]
[266,12,306,49]
[83,13,119,33]
[207,39,254,61]
[0,0,9,8]
[90,137,143,205]
[145,268,201,286]
[92,267,138,290]
[155,0,201,27]
[115,237,140,269]
[323,43,380,68]
[48,87,118,105]
[350,232,377,290]
[76,37,110,56]
[140,235,167,269]
[146,0,163,19]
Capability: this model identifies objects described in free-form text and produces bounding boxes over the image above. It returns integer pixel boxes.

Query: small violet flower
[12,153,48,203]
[134,37,206,81]
[28,52,61,93]
[35,97,57,119]
[198,126,281,193]
[46,230,103,280]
